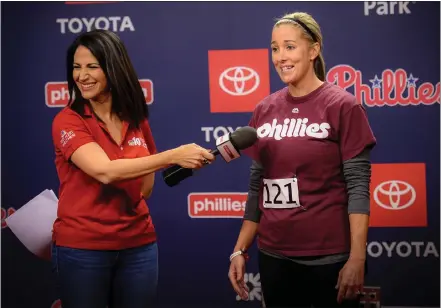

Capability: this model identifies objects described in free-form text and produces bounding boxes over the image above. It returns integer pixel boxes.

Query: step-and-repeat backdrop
[1,1,440,307]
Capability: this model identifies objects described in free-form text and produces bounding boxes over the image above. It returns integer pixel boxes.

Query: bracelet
[229,249,249,262]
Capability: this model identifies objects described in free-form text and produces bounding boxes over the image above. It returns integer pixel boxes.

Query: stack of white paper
[5,189,59,261]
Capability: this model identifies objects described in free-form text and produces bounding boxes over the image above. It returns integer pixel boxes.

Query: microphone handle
[162,164,194,187]
[162,149,220,187]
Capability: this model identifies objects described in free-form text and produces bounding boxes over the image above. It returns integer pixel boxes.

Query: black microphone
[162,126,258,187]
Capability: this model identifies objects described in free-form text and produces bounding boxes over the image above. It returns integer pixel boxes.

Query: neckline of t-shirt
[284,81,331,104]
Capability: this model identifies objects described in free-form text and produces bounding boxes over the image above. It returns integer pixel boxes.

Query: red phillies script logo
[188,193,247,218]
[370,163,427,227]
[1,207,16,229]
[208,49,270,113]
[45,80,154,107]
[327,65,440,107]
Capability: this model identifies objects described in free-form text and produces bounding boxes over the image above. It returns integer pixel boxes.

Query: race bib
[263,177,301,209]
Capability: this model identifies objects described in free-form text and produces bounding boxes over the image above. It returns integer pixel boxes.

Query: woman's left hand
[335,258,365,303]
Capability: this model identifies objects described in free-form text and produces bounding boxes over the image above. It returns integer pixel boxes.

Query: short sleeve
[339,104,376,162]
[52,109,95,161]
[141,119,157,155]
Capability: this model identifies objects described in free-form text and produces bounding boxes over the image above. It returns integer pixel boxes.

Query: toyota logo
[373,180,416,210]
[219,66,260,96]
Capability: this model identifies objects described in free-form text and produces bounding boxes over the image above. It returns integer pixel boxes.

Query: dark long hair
[66,29,148,128]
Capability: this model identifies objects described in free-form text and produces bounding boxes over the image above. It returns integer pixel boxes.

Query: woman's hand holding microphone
[171,143,215,169]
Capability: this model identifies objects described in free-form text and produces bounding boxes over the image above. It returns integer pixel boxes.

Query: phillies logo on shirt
[127,137,147,148]
[369,163,427,227]
[327,65,440,107]
[257,118,331,140]
[208,49,270,113]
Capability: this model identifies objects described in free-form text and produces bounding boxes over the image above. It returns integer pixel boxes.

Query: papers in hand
[5,189,58,261]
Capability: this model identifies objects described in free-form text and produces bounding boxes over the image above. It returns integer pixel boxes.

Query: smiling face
[271,24,318,86]
[72,45,108,101]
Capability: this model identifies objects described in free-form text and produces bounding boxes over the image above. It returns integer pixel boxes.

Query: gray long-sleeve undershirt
[243,148,372,265]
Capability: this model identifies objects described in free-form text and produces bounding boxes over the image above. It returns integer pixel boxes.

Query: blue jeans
[51,242,158,308]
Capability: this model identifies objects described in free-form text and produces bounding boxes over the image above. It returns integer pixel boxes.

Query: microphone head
[230,126,258,150]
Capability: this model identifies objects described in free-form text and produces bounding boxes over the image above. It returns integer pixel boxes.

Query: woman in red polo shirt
[51,29,214,308]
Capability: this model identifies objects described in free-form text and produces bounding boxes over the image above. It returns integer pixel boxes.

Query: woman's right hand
[228,255,249,300]
[171,143,215,169]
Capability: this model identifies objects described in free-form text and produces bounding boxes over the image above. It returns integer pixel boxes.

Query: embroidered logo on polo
[257,118,331,140]
[60,130,76,147]
[128,137,147,149]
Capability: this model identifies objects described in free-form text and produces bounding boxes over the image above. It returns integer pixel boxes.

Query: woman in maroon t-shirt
[228,12,376,308]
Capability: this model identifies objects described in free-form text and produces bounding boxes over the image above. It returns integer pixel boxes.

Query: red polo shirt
[51,104,157,250]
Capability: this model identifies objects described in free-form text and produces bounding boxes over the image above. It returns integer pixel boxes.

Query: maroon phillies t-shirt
[244,82,376,257]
